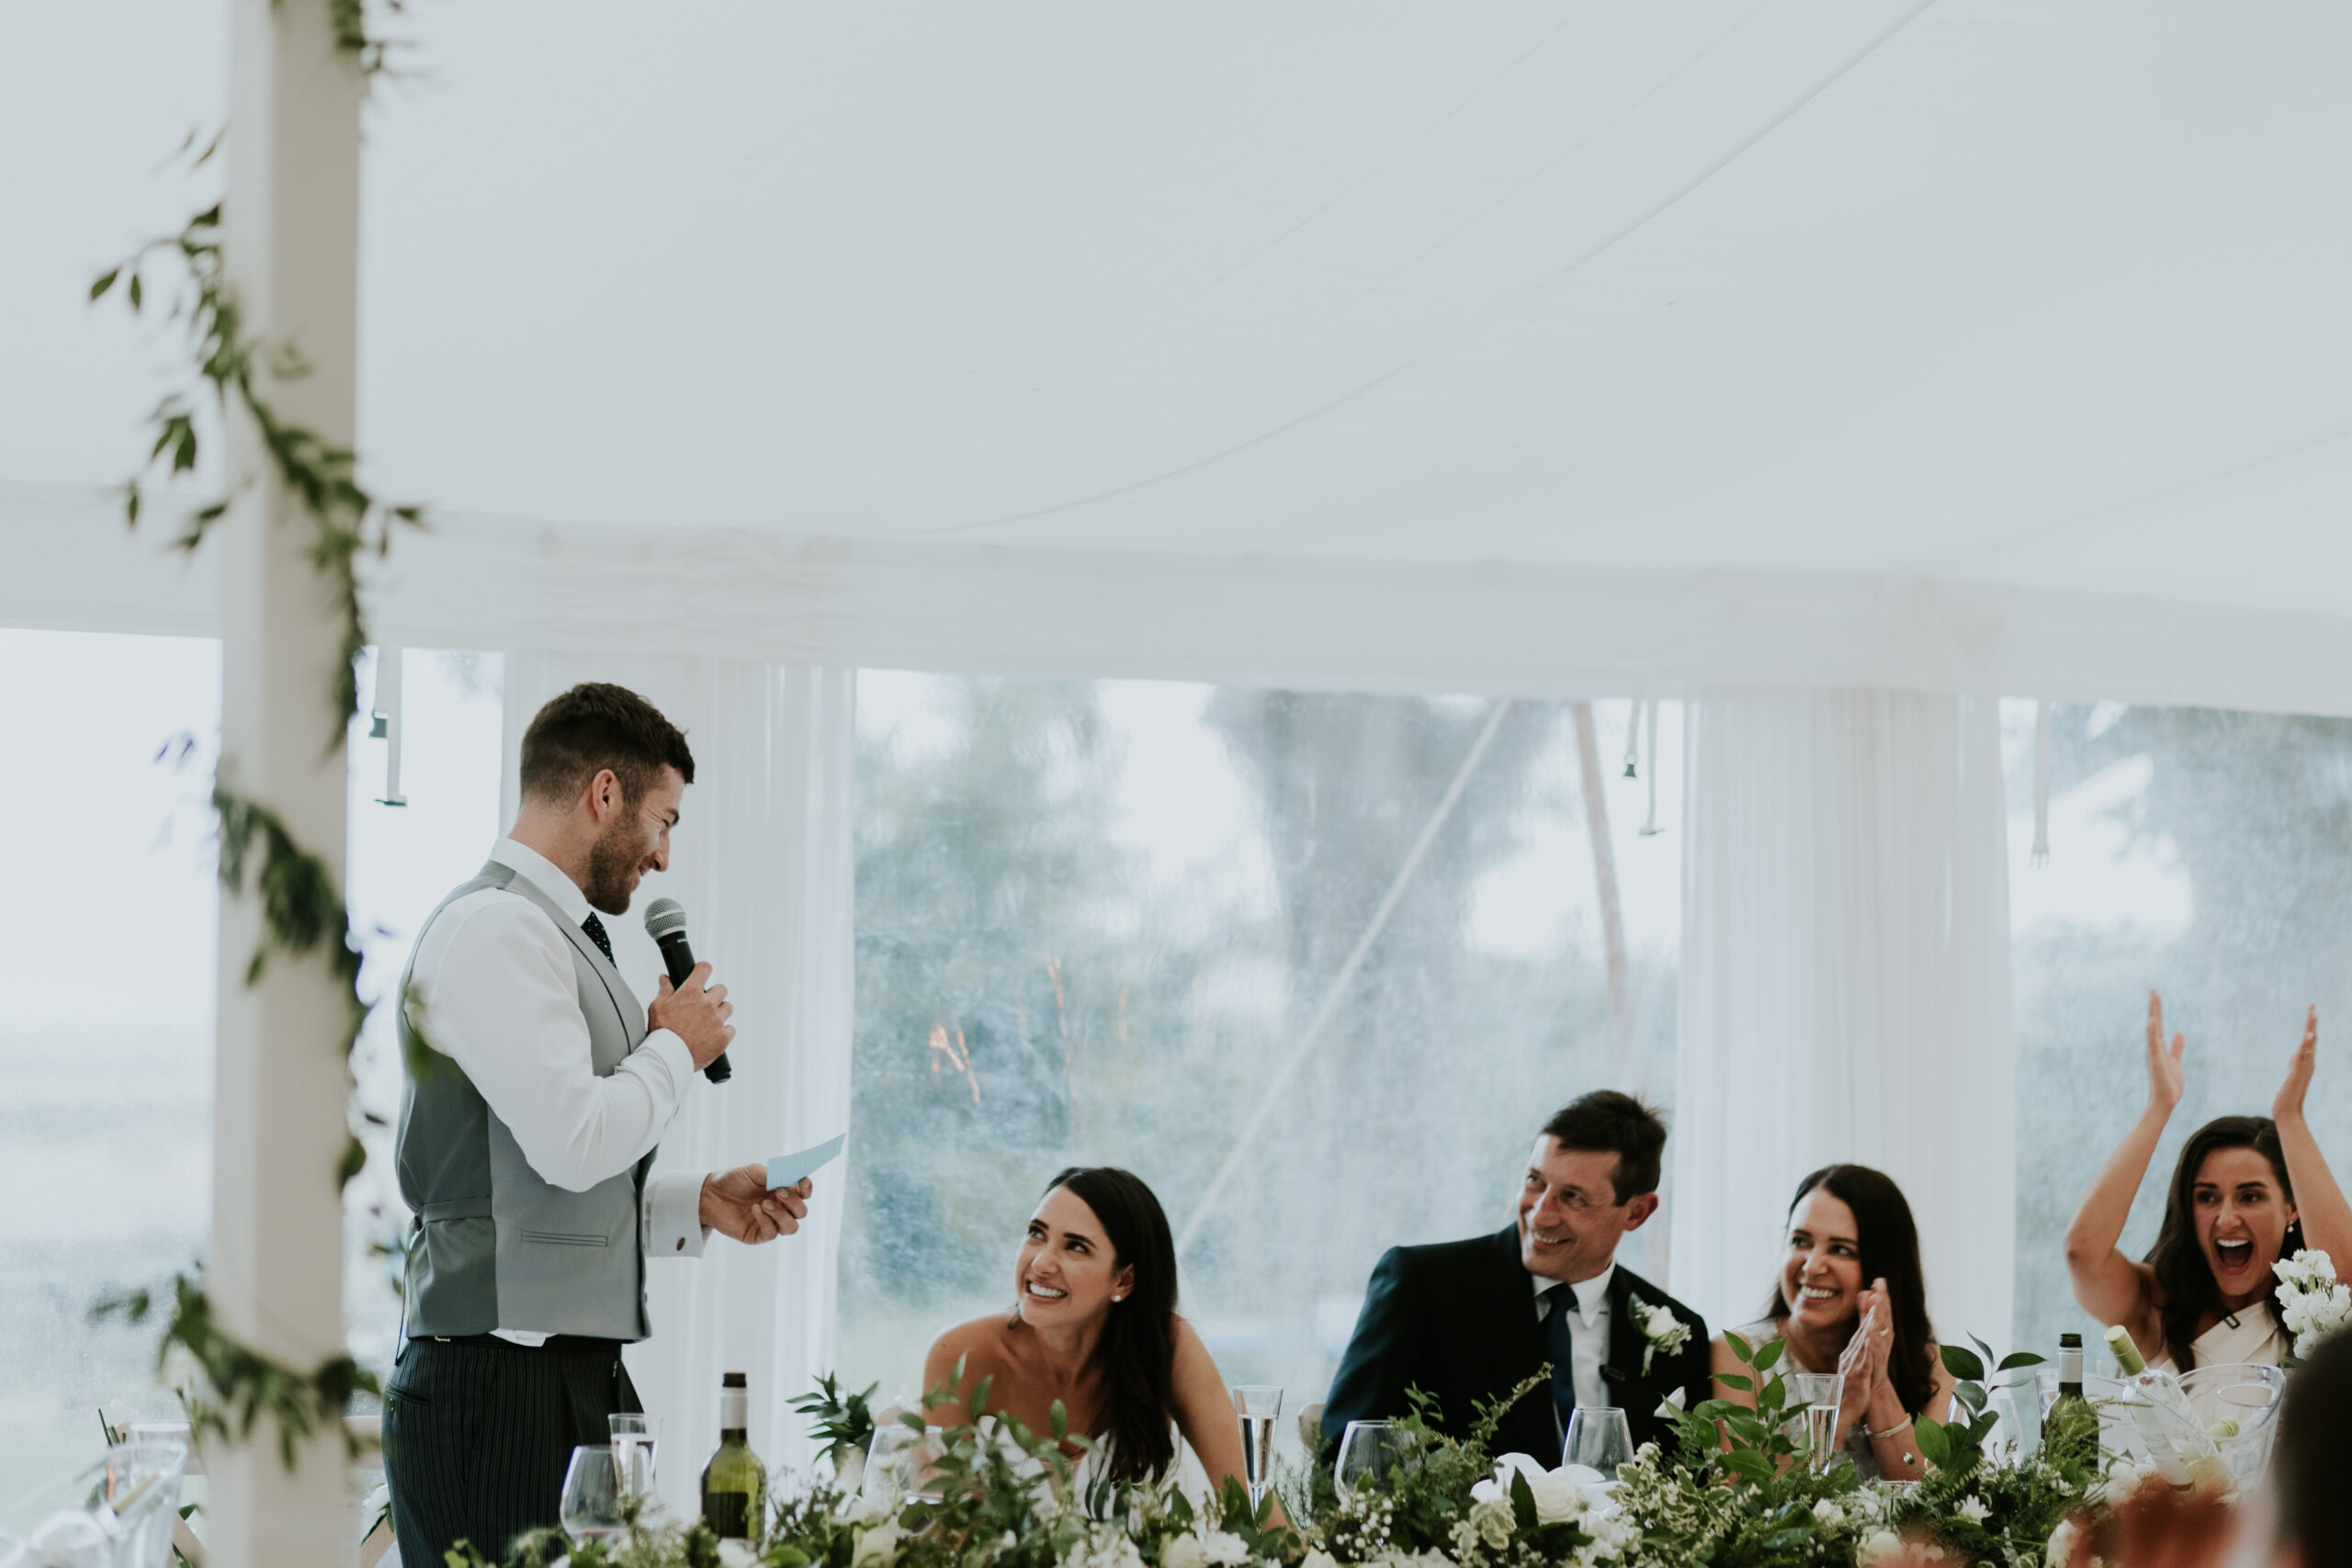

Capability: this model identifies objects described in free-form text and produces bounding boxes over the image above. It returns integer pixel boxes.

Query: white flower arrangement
[1632,1300,1691,1377]
[1469,1454,1598,1527]
[2272,1248,2352,1358]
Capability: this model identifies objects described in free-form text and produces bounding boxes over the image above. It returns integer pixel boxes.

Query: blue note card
[765,1134,847,1190]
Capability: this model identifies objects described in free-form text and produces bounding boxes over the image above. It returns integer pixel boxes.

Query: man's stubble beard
[583,816,645,916]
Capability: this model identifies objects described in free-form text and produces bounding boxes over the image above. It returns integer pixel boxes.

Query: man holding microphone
[382,683,812,1562]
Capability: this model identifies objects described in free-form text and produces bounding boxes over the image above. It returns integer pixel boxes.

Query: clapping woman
[2063,992,2352,1371]
[922,1166,1272,1508]
[1711,1165,1952,1480]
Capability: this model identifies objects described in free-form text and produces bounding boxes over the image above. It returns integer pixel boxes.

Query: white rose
[1812,1499,1845,1530]
[1485,1454,1585,1525]
[1858,1530,1905,1566]
[1197,1531,1252,1567]
[2048,1517,2099,1568]
[1957,1496,1990,1525]
[1163,1535,1208,1568]
[718,1542,762,1568]
[854,1521,904,1568]
[1302,1551,1341,1568]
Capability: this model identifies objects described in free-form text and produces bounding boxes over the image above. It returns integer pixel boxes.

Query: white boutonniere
[1633,1299,1691,1376]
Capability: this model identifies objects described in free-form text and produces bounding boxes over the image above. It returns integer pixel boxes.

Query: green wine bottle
[2044,1332,2099,1470]
[700,1371,766,1540]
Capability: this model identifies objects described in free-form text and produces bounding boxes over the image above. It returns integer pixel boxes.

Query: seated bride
[1710,1164,1951,1481]
[2064,992,2352,1371]
[923,1166,1273,1508]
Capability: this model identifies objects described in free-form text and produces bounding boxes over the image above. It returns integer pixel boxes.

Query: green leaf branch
[82,0,436,1477]
[95,1276,382,1470]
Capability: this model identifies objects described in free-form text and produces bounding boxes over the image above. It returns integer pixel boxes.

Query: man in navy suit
[1321,1091,1712,1461]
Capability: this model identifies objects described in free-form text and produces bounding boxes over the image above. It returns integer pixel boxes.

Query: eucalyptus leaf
[1913,1415,1951,1467]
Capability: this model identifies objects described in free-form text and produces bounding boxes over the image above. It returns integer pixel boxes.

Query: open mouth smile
[2215,1238,2256,1273]
[1023,1280,1069,1302]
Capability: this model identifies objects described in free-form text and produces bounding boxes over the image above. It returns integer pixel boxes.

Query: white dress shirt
[1534,1261,1616,1418]
[404,838,710,1340]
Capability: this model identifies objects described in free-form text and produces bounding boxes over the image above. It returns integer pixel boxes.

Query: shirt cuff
[640,1028,696,1093]
[644,1168,713,1258]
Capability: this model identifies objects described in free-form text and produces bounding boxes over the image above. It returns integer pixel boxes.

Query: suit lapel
[1602,1266,1648,1398]
[1478,1225,1555,1452]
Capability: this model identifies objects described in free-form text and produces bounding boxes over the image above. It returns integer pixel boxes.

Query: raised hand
[1835,1281,1894,1425]
[2274,1005,2319,1125]
[2145,990,2186,1115]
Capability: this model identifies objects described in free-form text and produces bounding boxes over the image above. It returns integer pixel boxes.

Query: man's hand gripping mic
[645,897,731,1082]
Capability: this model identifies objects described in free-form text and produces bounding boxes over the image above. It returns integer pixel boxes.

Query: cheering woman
[1712,1164,1952,1480]
[924,1166,1270,1505]
[2064,992,2352,1370]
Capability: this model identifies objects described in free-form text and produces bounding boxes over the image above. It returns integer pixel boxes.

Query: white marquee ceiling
[9,2,2352,703]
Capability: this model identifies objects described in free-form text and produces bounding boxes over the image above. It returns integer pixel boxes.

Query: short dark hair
[1540,1090,1667,1201]
[518,683,695,808]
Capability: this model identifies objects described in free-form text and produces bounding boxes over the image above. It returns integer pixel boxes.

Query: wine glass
[1781,1372,1842,1473]
[609,1413,660,1500]
[1335,1419,1399,1490]
[1560,1407,1634,1481]
[1233,1387,1283,1512]
[560,1445,625,1546]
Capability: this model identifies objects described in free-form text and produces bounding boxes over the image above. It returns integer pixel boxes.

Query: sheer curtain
[500,654,855,1503]
[1670,690,2015,1354]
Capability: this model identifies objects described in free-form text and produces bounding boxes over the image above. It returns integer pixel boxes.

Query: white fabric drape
[499,653,856,1506]
[1670,689,2015,1353]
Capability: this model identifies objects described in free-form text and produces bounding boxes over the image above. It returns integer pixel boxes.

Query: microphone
[644,897,729,1083]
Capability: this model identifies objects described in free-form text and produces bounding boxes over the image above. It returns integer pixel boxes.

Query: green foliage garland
[84,0,421,1477]
[96,1276,380,1469]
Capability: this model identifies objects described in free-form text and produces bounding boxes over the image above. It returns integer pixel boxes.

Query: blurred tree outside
[2010,704,2352,1356]
[840,679,1675,1418]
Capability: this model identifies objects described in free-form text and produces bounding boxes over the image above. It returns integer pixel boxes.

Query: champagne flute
[1560,1407,1634,1482]
[1335,1419,1398,1490]
[560,1446,626,1546]
[1782,1373,1841,1474]
[1233,1387,1283,1512]
[609,1413,661,1500]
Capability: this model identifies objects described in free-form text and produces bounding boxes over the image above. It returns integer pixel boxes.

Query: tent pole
[207,1,362,1561]
[1570,703,1634,1065]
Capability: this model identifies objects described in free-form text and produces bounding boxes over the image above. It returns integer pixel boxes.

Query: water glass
[1561,1407,1634,1480]
[609,1413,661,1499]
[864,1420,945,1506]
[1233,1387,1283,1511]
[1335,1419,1401,1490]
[1781,1372,1842,1472]
[560,1445,625,1546]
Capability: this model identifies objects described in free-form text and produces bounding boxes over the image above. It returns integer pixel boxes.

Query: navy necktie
[582,912,616,964]
[1544,1283,1577,1435]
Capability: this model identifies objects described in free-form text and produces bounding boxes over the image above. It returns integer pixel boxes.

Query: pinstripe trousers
[382,1335,643,1566]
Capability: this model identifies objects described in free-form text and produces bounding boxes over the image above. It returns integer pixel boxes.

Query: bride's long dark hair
[1040,1167,1179,1482]
[2145,1116,2301,1372]
[1765,1164,1938,1416]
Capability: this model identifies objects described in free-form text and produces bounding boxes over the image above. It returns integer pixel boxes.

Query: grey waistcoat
[394,860,656,1341]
